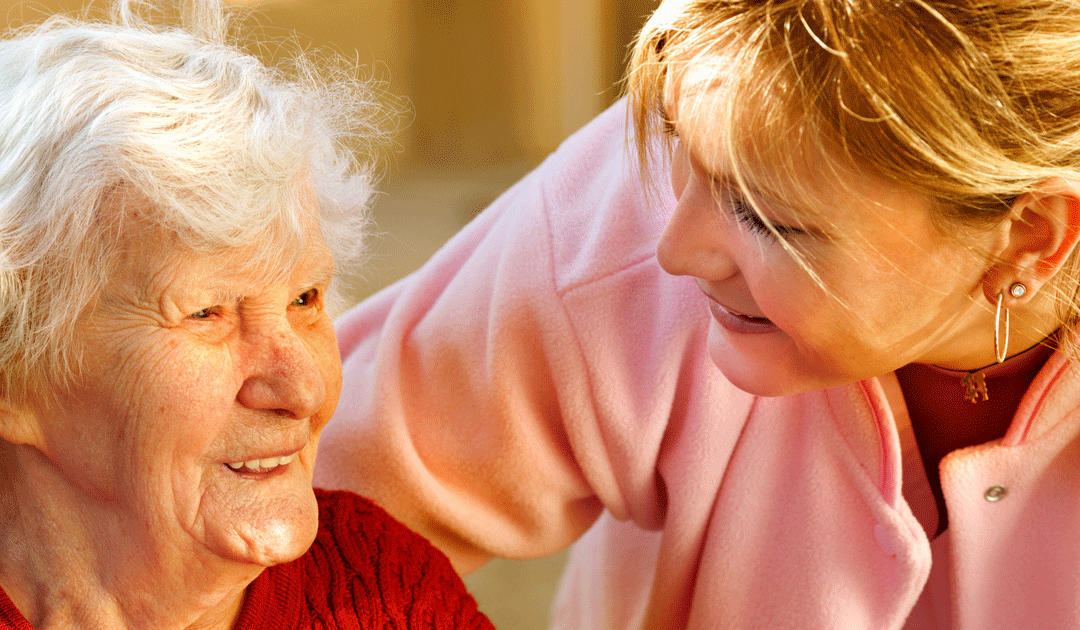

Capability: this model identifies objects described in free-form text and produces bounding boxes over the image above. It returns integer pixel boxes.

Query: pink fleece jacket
[315,99,1080,629]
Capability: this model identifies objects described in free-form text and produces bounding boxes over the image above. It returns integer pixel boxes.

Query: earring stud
[1009,282,1027,299]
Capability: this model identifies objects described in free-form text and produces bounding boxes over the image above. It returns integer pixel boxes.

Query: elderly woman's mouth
[226,453,298,474]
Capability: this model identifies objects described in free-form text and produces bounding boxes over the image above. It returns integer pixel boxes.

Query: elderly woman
[0,2,493,629]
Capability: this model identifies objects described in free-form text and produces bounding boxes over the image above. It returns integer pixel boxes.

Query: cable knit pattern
[0,489,493,630]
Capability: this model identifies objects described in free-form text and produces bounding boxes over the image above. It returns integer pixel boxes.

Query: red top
[895,337,1057,536]
[0,489,494,629]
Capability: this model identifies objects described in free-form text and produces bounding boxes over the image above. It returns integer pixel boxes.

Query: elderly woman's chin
[0,191,346,609]
[198,447,323,566]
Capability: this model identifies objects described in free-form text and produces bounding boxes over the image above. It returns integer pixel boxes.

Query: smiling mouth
[225,453,297,474]
[723,306,772,324]
[706,299,779,334]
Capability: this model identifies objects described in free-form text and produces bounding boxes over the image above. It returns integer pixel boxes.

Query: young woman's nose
[656,145,739,281]
[236,319,327,420]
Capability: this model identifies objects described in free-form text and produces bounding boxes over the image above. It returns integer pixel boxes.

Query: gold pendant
[961,371,989,403]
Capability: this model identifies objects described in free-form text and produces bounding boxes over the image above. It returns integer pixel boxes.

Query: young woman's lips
[706,298,779,334]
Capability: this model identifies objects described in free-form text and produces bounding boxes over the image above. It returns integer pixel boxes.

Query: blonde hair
[627,0,1080,326]
[0,0,392,403]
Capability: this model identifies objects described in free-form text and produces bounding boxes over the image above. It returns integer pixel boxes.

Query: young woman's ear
[981,177,1080,305]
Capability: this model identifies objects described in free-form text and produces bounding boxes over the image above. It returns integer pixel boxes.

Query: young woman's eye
[291,288,319,307]
[728,195,803,239]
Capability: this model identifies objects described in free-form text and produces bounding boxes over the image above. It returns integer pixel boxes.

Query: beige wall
[1,0,653,167]
[228,0,660,305]
[246,0,657,172]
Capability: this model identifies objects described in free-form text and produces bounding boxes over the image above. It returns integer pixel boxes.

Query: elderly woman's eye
[189,307,214,319]
[291,288,319,307]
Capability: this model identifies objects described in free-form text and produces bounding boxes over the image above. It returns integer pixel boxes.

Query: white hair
[0,0,389,402]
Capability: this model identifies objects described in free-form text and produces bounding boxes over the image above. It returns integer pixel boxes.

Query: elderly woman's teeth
[226,453,297,473]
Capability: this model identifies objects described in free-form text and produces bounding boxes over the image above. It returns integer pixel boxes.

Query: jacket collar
[1002,335,1080,446]
[840,333,1080,505]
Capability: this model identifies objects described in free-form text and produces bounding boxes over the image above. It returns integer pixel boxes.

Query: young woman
[317,0,1080,627]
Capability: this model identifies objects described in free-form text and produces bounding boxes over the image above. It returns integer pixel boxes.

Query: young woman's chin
[705,322,846,398]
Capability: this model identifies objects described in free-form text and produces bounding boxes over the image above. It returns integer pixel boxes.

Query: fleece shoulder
[530,98,675,294]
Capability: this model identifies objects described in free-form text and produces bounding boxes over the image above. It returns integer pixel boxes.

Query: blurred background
[0,0,659,627]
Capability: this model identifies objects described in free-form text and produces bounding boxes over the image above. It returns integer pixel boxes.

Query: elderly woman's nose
[236,323,327,419]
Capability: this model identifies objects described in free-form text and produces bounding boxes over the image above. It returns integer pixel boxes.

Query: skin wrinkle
[0,2,385,625]
[0,186,343,629]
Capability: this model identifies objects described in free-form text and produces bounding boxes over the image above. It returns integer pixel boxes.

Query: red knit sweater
[0,489,495,629]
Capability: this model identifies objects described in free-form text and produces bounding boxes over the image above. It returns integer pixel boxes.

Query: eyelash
[291,288,319,307]
[188,288,320,319]
[729,196,771,235]
[728,196,804,239]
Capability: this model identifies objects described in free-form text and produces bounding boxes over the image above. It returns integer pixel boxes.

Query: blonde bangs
[627,2,848,233]
[626,0,1079,224]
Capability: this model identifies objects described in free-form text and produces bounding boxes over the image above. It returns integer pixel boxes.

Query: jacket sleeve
[314,98,733,573]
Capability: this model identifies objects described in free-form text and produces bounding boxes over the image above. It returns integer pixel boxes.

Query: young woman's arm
[315,99,748,573]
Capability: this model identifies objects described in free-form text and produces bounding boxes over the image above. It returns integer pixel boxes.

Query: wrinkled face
[657,66,1001,396]
[28,194,342,569]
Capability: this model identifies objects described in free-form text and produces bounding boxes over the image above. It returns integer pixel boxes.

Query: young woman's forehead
[670,71,835,201]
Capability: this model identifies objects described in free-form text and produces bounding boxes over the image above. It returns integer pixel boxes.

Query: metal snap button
[984,485,1007,502]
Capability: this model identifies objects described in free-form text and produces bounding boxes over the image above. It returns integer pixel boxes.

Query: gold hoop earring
[995,291,1011,363]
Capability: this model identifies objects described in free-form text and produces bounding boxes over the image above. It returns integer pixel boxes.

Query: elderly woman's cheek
[295,313,341,436]
[147,326,326,566]
[311,319,343,436]
[186,347,325,565]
